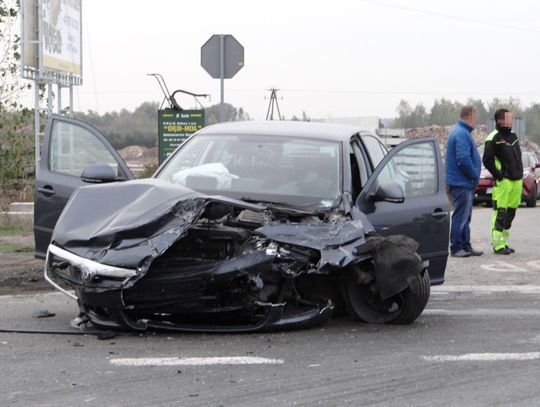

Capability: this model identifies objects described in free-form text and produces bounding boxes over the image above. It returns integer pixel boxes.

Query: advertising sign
[158,109,205,164]
[41,0,82,75]
[21,0,38,70]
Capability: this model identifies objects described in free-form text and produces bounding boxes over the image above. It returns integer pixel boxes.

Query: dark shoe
[494,247,512,255]
[505,246,515,253]
[466,248,483,256]
[451,249,471,258]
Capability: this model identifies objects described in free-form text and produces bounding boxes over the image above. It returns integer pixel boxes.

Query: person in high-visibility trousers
[482,108,523,255]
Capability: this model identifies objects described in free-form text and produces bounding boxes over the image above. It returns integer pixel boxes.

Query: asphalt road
[1,205,540,406]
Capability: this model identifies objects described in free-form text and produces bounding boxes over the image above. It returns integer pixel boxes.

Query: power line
[358,0,540,35]
[227,88,540,96]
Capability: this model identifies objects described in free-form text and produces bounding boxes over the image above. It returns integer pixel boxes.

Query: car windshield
[156,134,342,208]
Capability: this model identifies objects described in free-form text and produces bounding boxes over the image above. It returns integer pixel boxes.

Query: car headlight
[523,170,530,179]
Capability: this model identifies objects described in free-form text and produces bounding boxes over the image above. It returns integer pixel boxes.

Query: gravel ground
[0,233,48,295]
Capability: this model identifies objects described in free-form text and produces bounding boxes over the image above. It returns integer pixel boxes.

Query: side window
[373,141,438,197]
[362,135,387,169]
[49,121,118,177]
[351,141,369,192]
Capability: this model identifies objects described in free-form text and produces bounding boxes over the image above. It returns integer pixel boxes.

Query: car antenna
[147,73,210,110]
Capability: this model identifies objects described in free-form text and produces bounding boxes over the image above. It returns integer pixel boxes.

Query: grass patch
[0,225,32,236]
[0,242,31,253]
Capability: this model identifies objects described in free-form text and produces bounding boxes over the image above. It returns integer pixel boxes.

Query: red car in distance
[474,152,540,207]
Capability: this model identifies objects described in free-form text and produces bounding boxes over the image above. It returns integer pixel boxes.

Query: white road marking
[110,356,284,367]
[527,260,540,270]
[425,308,540,316]
[423,353,540,362]
[480,261,527,272]
[432,285,540,294]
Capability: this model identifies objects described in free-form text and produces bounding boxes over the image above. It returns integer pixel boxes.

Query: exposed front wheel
[343,268,430,325]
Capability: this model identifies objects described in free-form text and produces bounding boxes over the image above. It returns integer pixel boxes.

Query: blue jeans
[448,186,474,254]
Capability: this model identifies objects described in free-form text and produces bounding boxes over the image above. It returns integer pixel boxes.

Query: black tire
[526,184,537,207]
[343,268,430,325]
[390,269,430,325]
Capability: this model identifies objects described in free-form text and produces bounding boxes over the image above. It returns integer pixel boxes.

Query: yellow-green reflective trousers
[491,179,522,250]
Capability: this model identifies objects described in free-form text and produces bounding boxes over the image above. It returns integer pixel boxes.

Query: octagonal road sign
[201,34,244,79]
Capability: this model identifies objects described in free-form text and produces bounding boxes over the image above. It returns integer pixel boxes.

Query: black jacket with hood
[482,126,523,181]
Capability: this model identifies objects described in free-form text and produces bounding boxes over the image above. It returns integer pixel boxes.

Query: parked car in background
[36,117,450,332]
[522,152,540,206]
[474,151,540,207]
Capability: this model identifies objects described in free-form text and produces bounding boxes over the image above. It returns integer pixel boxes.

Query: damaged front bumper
[44,243,335,332]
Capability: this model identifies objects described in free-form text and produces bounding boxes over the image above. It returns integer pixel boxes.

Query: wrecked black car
[38,119,450,332]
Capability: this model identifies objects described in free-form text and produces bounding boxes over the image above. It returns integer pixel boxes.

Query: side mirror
[371,181,405,203]
[81,164,118,183]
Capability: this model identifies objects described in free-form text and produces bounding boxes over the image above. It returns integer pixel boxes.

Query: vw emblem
[80,267,93,282]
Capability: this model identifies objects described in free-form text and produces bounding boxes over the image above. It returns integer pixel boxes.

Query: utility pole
[265,88,283,120]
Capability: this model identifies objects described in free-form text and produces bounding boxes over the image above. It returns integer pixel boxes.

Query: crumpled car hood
[52,179,371,274]
[52,179,270,271]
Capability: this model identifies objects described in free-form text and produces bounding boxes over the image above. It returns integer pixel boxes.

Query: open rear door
[34,115,134,258]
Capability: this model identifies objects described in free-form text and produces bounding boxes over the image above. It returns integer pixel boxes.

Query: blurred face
[501,112,513,128]
[463,112,477,128]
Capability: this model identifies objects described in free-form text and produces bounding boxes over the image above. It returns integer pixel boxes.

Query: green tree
[523,104,540,145]
[429,98,462,126]
[393,100,429,128]
[73,101,251,149]
[75,101,160,149]
[204,103,251,125]
[0,0,34,199]
[487,97,523,118]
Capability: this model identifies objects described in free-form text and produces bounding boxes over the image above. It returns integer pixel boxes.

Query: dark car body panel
[34,115,134,258]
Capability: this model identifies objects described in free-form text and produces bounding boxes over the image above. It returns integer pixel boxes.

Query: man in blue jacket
[445,106,483,257]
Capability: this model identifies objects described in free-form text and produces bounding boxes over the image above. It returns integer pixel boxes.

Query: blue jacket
[445,120,481,189]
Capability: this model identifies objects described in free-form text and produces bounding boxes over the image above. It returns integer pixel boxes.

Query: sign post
[21,0,83,175]
[158,109,205,164]
[201,34,244,122]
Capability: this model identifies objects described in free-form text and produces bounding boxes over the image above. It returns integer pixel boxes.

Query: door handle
[432,209,448,219]
[37,186,55,196]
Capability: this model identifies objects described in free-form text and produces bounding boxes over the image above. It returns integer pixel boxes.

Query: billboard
[21,0,38,70]
[41,0,82,75]
[21,0,82,83]
[158,109,205,164]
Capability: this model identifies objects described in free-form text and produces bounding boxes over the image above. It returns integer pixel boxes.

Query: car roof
[197,120,371,142]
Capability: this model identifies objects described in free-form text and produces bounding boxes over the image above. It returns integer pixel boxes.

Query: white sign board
[41,0,82,75]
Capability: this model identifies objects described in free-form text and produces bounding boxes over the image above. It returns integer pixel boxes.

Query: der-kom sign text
[158,109,205,164]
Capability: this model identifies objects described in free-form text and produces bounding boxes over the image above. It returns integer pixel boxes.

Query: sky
[26,0,540,120]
